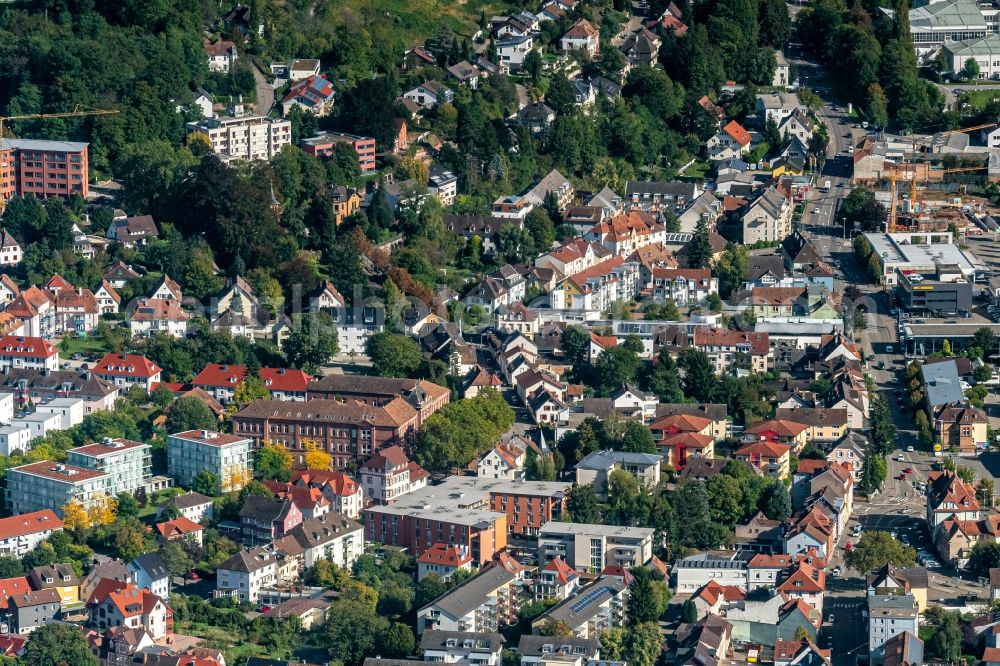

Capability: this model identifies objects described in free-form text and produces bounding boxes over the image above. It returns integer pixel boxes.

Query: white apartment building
[537,522,655,573]
[868,594,920,662]
[0,509,63,557]
[67,438,152,497]
[185,114,292,161]
[288,512,365,568]
[216,547,277,603]
[34,397,84,430]
[10,412,62,440]
[167,430,253,494]
[0,336,59,373]
[0,426,30,456]
[6,460,113,516]
[0,392,14,423]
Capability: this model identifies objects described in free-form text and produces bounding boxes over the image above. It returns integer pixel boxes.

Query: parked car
[906,446,914,452]
[903,467,914,474]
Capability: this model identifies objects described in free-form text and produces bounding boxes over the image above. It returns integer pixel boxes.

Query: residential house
[536,557,581,600]
[584,211,666,257]
[868,595,919,664]
[561,20,600,57]
[692,328,770,374]
[9,588,61,634]
[649,413,717,470]
[756,92,802,126]
[156,491,214,524]
[205,39,237,72]
[126,553,170,600]
[516,102,556,134]
[0,335,58,373]
[926,470,982,529]
[0,229,20,266]
[27,563,78,607]
[538,522,654,572]
[214,548,276,604]
[619,28,660,65]
[707,120,752,161]
[106,215,158,247]
[0,510,63,557]
[5,460,112,517]
[774,408,848,443]
[288,511,364,568]
[359,445,429,504]
[446,61,483,89]
[530,576,628,638]
[867,564,929,613]
[67,438,151,496]
[404,81,455,108]
[128,298,189,338]
[156,516,204,546]
[94,281,121,315]
[574,451,661,500]
[497,35,535,73]
[239,495,302,545]
[735,441,792,479]
[417,544,474,582]
[301,132,377,174]
[650,268,717,305]
[741,186,793,244]
[416,565,524,634]
[935,403,988,452]
[478,440,529,480]
[280,74,336,117]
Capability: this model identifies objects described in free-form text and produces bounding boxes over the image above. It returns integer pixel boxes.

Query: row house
[232,397,419,469]
[359,444,429,504]
[290,469,364,518]
[0,335,58,372]
[583,211,665,257]
[552,257,639,311]
[94,353,161,393]
[774,408,848,443]
[535,239,611,278]
[692,328,770,374]
[649,413,717,470]
[192,363,311,404]
[649,268,718,305]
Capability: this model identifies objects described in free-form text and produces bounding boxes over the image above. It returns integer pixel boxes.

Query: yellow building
[27,563,80,606]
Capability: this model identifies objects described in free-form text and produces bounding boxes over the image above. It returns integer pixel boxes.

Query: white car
[906,446,914,452]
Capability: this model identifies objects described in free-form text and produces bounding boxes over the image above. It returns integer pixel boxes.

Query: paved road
[252,64,275,116]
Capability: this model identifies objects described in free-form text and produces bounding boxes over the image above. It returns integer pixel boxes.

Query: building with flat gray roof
[900,0,988,58]
[863,232,981,286]
[868,594,919,663]
[538,522,655,573]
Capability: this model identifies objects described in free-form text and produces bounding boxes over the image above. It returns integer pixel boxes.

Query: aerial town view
[7,0,1000,664]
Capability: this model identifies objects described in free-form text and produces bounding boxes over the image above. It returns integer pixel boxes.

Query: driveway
[252,64,275,116]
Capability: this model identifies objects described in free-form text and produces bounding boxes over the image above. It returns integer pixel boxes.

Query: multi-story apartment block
[94,353,162,393]
[0,510,63,557]
[67,438,151,496]
[300,132,377,173]
[288,511,365,568]
[232,398,419,469]
[531,577,629,639]
[166,430,253,494]
[0,335,58,373]
[186,115,292,161]
[6,460,112,516]
[692,328,770,374]
[417,565,525,634]
[0,138,89,203]
[868,594,919,663]
[34,397,84,430]
[359,445,429,504]
[538,522,655,573]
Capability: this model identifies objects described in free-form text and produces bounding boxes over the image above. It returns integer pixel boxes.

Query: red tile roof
[735,441,791,458]
[0,577,31,610]
[0,335,57,359]
[649,413,713,433]
[96,353,161,379]
[0,510,62,539]
[693,328,769,355]
[259,367,311,392]
[544,557,579,585]
[156,516,204,540]
[70,439,148,458]
[417,543,473,567]
[193,363,248,388]
[722,120,751,147]
[744,419,810,437]
[291,469,360,496]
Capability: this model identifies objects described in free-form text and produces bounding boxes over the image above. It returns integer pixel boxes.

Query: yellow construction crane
[0,107,118,141]
[886,122,998,232]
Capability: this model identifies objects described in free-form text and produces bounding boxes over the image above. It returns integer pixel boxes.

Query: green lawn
[680,160,712,180]
[58,335,114,358]
[138,488,185,519]
[957,88,1000,111]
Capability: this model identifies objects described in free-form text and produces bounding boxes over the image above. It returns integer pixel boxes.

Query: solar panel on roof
[569,585,610,613]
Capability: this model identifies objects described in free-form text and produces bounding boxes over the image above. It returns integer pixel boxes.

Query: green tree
[596,347,641,394]
[686,217,713,268]
[650,349,684,403]
[706,474,743,528]
[926,610,963,662]
[682,599,698,623]
[562,325,592,366]
[366,332,424,378]
[192,470,218,496]
[255,443,293,481]
[968,541,1000,576]
[115,493,140,519]
[0,556,23,578]
[963,57,981,80]
[844,531,916,573]
[284,312,340,373]
[760,481,792,521]
[151,384,175,409]
[23,623,97,666]
[524,50,543,83]
[757,0,791,48]
[620,422,656,454]
[159,540,194,578]
[973,327,998,359]
[233,375,269,408]
[380,622,416,658]
[627,567,670,624]
[622,622,664,666]
[566,484,603,523]
[525,209,557,252]
[678,349,718,402]
[323,599,390,666]
[415,573,448,608]
[165,397,217,433]
[546,74,578,116]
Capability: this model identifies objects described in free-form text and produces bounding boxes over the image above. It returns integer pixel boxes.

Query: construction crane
[886,122,998,232]
[0,107,118,211]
